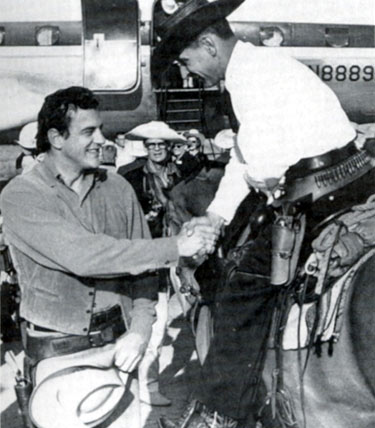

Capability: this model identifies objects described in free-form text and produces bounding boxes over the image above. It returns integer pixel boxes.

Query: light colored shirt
[1,155,178,334]
[207,41,356,223]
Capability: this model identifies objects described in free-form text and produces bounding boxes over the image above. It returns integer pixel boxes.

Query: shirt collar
[37,153,100,200]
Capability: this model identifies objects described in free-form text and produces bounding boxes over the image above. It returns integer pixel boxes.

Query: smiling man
[0,87,218,428]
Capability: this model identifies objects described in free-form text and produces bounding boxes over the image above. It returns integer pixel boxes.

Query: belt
[272,148,374,207]
[285,141,358,181]
[24,306,126,365]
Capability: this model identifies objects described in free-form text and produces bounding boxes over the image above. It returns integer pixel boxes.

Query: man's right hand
[176,217,219,258]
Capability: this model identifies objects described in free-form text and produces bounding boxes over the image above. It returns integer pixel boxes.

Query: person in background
[184,129,205,158]
[174,129,207,179]
[113,132,147,170]
[118,121,186,407]
[171,139,188,165]
[1,87,218,428]
[100,144,117,173]
[15,122,41,174]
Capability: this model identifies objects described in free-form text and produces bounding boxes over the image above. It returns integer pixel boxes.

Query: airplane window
[260,27,284,47]
[325,28,349,47]
[35,26,60,46]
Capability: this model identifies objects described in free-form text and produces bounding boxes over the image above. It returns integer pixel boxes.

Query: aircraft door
[82,0,139,92]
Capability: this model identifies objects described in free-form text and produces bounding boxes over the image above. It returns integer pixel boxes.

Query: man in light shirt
[1,86,219,428]
[153,1,375,427]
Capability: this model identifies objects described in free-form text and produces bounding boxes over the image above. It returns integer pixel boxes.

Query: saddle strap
[270,213,306,287]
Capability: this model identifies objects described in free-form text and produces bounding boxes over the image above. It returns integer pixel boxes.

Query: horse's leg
[349,253,375,396]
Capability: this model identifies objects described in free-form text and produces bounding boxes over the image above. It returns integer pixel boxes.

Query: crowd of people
[1,1,375,428]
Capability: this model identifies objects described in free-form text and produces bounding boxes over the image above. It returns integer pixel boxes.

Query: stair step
[167,98,202,104]
[167,123,203,132]
[166,109,201,113]
[167,119,201,124]
[166,111,201,121]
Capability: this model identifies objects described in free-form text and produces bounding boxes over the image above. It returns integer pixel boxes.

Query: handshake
[176,212,225,259]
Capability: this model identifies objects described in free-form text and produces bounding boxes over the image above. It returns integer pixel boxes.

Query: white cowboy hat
[17,121,38,149]
[29,366,130,428]
[213,129,236,150]
[126,121,186,142]
[183,129,205,146]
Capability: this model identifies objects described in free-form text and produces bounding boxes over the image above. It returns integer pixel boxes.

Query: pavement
[0,295,200,428]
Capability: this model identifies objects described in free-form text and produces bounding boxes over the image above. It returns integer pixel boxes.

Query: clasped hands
[176,212,224,259]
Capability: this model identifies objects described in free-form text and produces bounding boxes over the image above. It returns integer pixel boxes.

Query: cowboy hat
[17,121,38,149]
[152,0,245,79]
[126,121,186,142]
[183,129,205,146]
[29,365,132,428]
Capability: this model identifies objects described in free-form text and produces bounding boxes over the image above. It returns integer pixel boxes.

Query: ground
[0,295,200,428]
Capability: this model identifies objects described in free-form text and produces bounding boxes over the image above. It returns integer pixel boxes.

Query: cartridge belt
[272,144,374,207]
[24,305,126,365]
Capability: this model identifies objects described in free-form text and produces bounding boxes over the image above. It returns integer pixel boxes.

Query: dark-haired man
[153,1,375,427]
[1,86,218,427]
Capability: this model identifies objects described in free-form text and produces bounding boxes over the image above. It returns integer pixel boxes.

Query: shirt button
[83,327,88,332]
[86,309,91,314]
[89,291,94,296]
[165,260,170,265]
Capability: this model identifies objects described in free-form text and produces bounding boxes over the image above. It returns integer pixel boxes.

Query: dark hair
[36,86,99,153]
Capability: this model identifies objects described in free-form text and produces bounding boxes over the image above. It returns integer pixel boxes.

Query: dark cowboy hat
[152,0,245,80]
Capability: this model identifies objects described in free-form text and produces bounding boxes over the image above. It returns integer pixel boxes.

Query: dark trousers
[195,168,375,426]
[195,225,277,424]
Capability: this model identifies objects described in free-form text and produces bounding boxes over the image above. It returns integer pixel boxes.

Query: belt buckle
[88,326,115,347]
[88,330,105,347]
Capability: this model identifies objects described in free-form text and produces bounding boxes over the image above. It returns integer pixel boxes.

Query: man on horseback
[152,1,375,427]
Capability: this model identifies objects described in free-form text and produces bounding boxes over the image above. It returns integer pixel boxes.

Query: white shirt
[208,41,356,223]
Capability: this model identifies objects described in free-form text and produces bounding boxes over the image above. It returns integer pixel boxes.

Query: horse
[168,158,375,428]
[261,245,375,428]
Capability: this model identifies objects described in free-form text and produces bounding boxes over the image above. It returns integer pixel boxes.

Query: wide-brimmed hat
[29,365,131,428]
[152,0,245,79]
[183,129,205,146]
[126,121,186,143]
[17,121,38,149]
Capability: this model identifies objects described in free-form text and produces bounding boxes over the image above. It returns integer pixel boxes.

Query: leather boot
[158,400,238,428]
